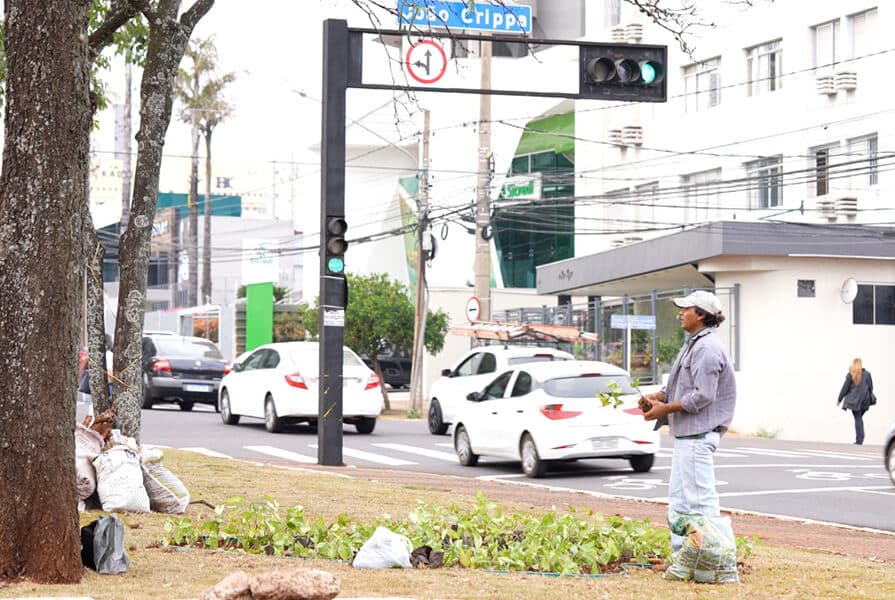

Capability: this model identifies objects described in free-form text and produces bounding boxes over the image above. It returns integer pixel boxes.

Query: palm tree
[174,36,235,305]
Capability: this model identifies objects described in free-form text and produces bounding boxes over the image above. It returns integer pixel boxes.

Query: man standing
[640,290,737,551]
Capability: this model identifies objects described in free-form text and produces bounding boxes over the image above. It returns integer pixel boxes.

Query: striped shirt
[663,326,736,437]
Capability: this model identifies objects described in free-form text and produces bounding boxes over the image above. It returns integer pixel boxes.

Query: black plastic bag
[81,515,129,574]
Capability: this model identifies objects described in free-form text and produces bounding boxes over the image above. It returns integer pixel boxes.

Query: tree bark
[84,205,112,415]
[0,0,91,583]
[201,127,214,303]
[112,0,215,440]
[371,356,391,411]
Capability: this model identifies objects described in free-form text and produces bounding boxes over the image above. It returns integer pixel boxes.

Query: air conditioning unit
[835,196,858,217]
[816,198,837,220]
[624,23,643,43]
[610,25,627,42]
[815,74,835,95]
[608,129,624,146]
[621,125,643,147]
[834,71,858,91]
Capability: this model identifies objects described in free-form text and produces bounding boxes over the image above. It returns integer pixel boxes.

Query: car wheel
[520,433,546,478]
[220,390,239,425]
[355,417,376,434]
[428,399,448,435]
[142,375,153,410]
[887,441,895,486]
[265,395,283,433]
[454,425,478,467]
[629,454,655,473]
[179,400,194,412]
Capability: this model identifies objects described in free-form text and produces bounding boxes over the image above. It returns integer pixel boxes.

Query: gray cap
[673,290,722,316]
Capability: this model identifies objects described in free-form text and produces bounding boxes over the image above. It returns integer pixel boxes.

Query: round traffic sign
[465,296,481,323]
[404,39,448,85]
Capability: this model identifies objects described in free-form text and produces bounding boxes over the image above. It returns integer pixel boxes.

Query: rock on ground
[200,567,340,600]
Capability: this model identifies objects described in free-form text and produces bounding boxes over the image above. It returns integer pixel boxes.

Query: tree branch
[89,0,139,59]
[129,0,157,21]
[181,0,215,32]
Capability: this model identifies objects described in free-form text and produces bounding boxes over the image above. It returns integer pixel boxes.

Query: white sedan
[428,345,574,435]
[218,342,382,434]
[451,360,659,478]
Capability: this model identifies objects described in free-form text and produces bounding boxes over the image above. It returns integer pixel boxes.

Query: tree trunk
[84,204,112,415]
[371,356,391,411]
[0,0,91,582]
[201,127,214,303]
[188,117,200,307]
[112,0,215,441]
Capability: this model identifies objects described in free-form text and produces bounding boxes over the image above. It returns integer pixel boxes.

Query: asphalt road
[141,400,895,533]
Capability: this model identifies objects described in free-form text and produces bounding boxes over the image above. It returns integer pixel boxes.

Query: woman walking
[837,358,876,445]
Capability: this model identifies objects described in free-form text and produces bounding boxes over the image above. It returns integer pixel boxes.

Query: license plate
[591,437,620,450]
[183,383,211,393]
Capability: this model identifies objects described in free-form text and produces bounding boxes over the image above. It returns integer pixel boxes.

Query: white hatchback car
[427,346,574,435]
[218,342,382,434]
[451,360,660,478]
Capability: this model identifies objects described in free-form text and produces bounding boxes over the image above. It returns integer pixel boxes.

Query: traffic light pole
[317,19,666,467]
[318,19,349,466]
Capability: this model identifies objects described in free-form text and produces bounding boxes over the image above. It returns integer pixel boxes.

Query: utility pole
[409,110,431,415]
[474,40,493,323]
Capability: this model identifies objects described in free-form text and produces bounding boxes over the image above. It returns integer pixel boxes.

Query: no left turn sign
[404,39,447,85]
[465,296,481,323]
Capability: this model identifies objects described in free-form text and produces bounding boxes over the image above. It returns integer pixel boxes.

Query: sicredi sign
[397,0,532,35]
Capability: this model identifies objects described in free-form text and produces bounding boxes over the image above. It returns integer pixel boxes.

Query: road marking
[245,445,316,464]
[308,444,417,466]
[792,448,872,461]
[434,442,454,448]
[718,485,893,497]
[373,443,458,461]
[732,447,848,459]
[179,447,231,459]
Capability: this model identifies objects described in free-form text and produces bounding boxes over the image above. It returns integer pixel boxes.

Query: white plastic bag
[94,446,150,513]
[74,424,104,500]
[352,526,412,569]
[141,448,190,514]
[664,511,739,584]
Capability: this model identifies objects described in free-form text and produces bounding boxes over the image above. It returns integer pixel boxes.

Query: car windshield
[543,374,636,398]
[508,354,571,365]
[287,348,364,369]
[154,338,223,359]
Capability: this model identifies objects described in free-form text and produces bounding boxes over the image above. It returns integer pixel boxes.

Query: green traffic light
[327,256,345,274]
[640,62,657,84]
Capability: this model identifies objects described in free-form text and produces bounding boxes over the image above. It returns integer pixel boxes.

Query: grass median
[4,449,894,599]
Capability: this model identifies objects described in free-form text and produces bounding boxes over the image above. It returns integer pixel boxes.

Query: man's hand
[638,396,653,412]
[642,401,668,422]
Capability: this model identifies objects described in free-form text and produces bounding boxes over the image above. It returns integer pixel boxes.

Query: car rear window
[288,348,364,368]
[153,338,223,359]
[508,354,571,365]
[543,374,636,398]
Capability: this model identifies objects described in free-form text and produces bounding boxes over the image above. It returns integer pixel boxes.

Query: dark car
[142,334,230,411]
[361,355,412,389]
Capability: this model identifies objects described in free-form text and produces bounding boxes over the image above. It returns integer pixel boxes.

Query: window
[812,19,840,70]
[511,371,533,397]
[812,145,836,196]
[455,353,482,377]
[853,284,895,325]
[746,157,783,208]
[605,0,621,28]
[634,181,658,227]
[484,371,513,399]
[847,134,878,186]
[683,58,721,112]
[478,352,497,374]
[797,280,816,298]
[746,40,782,96]
[850,9,878,58]
[682,168,722,223]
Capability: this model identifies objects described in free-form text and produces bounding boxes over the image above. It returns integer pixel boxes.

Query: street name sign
[397,1,532,35]
[610,314,657,330]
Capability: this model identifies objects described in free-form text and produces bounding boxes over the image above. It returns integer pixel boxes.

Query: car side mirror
[232,363,243,373]
[466,391,481,401]
[441,368,452,377]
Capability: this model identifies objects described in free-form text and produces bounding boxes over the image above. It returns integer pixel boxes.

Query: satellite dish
[840,277,858,304]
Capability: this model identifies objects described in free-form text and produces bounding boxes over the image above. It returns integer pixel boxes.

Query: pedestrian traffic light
[579,43,667,102]
[324,217,348,274]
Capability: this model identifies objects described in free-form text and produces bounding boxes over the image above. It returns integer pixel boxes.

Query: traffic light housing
[324,216,348,274]
[580,43,667,102]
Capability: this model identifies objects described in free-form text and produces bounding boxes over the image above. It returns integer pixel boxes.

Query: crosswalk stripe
[180,447,231,459]
[245,445,316,464]
[434,442,454,448]
[793,448,872,461]
[732,447,822,458]
[373,443,458,462]
[308,444,417,466]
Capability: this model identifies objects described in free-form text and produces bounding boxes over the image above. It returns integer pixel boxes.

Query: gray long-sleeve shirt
[664,326,737,437]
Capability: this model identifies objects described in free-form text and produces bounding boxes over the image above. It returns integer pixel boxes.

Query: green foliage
[598,378,640,409]
[657,327,685,365]
[302,273,449,358]
[273,310,306,342]
[162,493,671,574]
